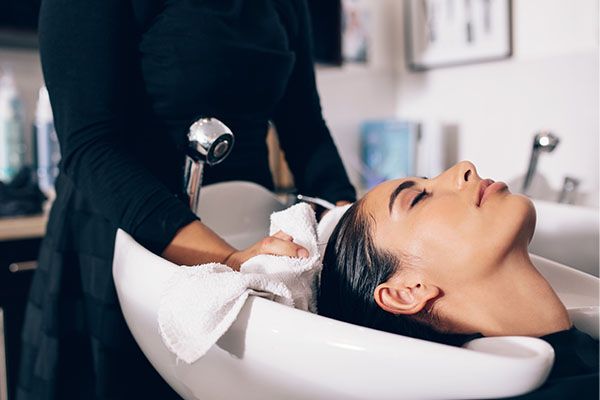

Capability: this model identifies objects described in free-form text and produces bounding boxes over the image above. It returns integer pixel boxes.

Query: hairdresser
[17,1,355,399]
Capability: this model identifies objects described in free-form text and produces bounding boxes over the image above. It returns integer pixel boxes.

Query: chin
[509,193,537,245]
[484,193,535,253]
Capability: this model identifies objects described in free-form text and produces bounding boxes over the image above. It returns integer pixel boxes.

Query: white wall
[390,0,599,206]
[317,67,397,193]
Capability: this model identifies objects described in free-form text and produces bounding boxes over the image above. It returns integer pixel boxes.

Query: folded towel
[158,203,321,364]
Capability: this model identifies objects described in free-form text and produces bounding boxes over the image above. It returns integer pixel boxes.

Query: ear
[373,273,440,315]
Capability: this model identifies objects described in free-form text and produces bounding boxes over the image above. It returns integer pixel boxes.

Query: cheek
[403,202,501,285]
[403,206,482,279]
[410,195,536,284]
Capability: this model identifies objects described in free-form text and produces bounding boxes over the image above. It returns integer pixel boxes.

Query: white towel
[158,203,322,364]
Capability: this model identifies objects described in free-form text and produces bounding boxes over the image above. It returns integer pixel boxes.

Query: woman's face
[362,161,536,287]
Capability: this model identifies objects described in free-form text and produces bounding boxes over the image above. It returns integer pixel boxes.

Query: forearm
[161,220,238,268]
[162,219,311,270]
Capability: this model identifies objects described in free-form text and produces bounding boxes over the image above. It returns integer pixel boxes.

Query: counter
[0,213,47,242]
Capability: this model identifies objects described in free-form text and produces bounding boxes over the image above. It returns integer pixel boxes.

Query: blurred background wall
[315,0,598,205]
[392,0,599,206]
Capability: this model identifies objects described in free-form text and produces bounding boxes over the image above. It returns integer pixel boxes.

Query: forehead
[361,179,415,255]
[362,178,409,215]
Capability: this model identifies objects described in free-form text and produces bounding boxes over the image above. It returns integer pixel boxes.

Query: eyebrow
[388,180,415,214]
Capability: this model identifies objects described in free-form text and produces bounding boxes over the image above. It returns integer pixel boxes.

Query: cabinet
[0,215,45,400]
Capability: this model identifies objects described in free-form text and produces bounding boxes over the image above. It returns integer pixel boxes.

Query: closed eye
[410,190,428,208]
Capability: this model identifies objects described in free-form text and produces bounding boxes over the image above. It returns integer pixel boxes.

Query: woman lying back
[318,161,598,398]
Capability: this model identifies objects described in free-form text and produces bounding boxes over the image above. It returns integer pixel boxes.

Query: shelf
[0,213,47,242]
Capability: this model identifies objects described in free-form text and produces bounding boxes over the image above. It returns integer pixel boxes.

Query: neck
[448,250,572,337]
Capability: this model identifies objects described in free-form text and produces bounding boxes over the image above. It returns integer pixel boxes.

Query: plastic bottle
[0,67,27,182]
[34,85,60,196]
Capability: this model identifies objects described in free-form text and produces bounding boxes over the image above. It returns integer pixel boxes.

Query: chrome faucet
[557,176,580,205]
[522,131,560,195]
[183,117,234,215]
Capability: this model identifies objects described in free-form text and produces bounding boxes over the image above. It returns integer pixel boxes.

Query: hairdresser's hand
[223,230,309,269]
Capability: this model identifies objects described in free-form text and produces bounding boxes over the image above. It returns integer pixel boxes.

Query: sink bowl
[529,200,599,276]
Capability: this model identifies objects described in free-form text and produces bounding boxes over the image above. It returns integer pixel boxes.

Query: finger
[272,230,293,241]
[260,237,309,258]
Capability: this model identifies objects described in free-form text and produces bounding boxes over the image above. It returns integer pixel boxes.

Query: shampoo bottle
[0,68,26,182]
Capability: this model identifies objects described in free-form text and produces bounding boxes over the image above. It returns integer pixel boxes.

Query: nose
[435,160,480,190]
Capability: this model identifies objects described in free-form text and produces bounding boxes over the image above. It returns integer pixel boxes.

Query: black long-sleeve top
[507,327,599,399]
[39,0,356,254]
[455,326,599,400]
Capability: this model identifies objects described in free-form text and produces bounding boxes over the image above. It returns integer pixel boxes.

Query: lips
[477,180,508,206]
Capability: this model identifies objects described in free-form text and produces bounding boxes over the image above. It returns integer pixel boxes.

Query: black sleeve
[271,0,356,204]
[39,0,198,254]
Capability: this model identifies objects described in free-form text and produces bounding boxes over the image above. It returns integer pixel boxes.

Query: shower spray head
[533,131,560,153]
[187,117,234,166]
[184,117,235,215]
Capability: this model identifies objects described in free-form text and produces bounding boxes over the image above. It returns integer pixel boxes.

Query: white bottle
[0,68,26,182]
[35,85,60,197]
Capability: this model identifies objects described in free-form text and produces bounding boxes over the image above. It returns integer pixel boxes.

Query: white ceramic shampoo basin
[529,200,599,276]
[113,182,599,400]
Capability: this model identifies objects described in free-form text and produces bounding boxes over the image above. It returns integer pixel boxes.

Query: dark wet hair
[318,199,469,345]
